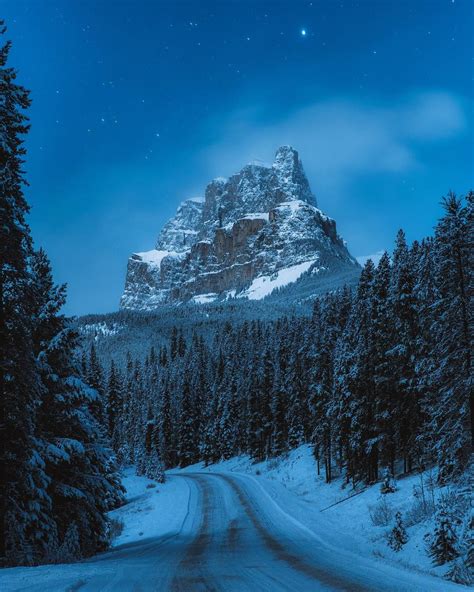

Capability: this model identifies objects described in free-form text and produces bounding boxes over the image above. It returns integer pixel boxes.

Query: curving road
[2,471,464,592]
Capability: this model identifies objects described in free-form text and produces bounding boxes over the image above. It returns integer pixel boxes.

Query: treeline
[102,192,472,486]
[1,26,123,567]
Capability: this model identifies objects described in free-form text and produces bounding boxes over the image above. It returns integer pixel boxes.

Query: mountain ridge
[120,146,359,310]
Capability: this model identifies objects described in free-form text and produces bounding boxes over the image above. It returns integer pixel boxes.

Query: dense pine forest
[99,192,472,488]
[0,24,124,566]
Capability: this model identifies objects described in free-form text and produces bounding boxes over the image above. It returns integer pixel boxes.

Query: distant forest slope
[77,266,361,365]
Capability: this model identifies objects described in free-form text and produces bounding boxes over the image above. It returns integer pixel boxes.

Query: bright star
[301,29,307,36]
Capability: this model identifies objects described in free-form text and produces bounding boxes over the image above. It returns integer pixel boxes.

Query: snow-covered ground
[1,450,467,591]
[108,468,190,547]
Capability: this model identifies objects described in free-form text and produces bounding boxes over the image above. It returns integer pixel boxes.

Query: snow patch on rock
[241,259,318,300]
[134,249,180,269]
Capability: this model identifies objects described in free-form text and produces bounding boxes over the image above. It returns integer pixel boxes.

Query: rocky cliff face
[121,146,359,309]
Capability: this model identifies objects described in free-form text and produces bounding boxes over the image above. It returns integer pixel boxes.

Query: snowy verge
[177,444,467,586]
[108,467,190,547]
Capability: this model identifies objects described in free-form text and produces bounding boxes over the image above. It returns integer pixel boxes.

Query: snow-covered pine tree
[270,372,288,457]
[56,522,80,563]
[246,350,263,458]
[158,374,174,467]
[310,291,349,483]
[0,26,56,565]
[372,252,398,476]
[390,230,420,474]
[177,359,200,466]
[412,237,438,465]
[387,511,408,551]
[88,343,106,429]
[115,351,134,465]
[218,373,239,460]
[143,416,165,483]
[30,249,124,559]
[429,508,460,565]
[430,193,472,481]
[106,360,122,445]
[333,260,378,484]
[253,346,274,459]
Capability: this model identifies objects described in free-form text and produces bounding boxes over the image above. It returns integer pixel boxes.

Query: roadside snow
[108,468,190,547]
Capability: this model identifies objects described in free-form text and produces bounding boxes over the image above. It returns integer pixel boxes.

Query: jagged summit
[157,197,203,253]
[121,146,359,310]
[272,145,315,206]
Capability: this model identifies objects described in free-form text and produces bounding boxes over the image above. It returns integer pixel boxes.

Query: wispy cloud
[356,250,386,267]
[199,91,467,196]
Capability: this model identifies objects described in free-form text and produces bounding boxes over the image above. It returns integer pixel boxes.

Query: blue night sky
[2,0,473,316]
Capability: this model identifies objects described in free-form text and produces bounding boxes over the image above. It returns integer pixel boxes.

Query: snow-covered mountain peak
[121,147,359,309]
[156,197,203,252]
[272,145,316,206]
[272,145,300,175]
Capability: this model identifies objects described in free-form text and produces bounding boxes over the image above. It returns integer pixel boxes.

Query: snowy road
[1,471,464,592]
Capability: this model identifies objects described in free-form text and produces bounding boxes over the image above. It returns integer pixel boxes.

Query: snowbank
[108,467,190,547]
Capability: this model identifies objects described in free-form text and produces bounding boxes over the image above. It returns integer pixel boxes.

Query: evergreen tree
[106,361,122,445]
[30,250,124,559]
[177,364,199,466]
[333,261,377,484]
[0,24,54,565]
[390,230,419,473]
[429,509,460,565]
[430,194,472,480]
[56,522,80,563]
[373,252,397,476]
[387,512,408,552]
[88,343,106,427]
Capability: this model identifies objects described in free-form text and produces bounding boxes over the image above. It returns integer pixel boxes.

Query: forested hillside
[96,193,472,485]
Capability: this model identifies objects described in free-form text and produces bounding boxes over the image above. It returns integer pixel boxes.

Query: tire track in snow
[216,473,369,592]
[171,477,221,592]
